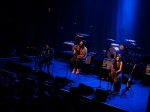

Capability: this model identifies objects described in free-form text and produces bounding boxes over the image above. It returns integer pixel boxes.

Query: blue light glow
[116,0,139,45]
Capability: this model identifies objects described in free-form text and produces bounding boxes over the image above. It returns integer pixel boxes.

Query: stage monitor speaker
[4,60,31,74]
[53,76,69,87]
[69,87,78,95]
[94,89,108,102]
[77,83,94,95]
[37,71,54,81]
[18,54,32,63]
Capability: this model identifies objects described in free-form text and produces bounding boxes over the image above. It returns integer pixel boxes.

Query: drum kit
[104,38,143,64]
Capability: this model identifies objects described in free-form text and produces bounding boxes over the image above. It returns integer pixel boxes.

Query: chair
[120,64,136,97]
[107,75,122,94]
[66,55,93,80]
[120,74,134,97]
[81,55,94,74]
[107,71,122,94]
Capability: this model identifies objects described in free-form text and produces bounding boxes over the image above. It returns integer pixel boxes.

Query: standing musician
[71,40,88,74]
[108,54,122,94]
[39,43,54,72]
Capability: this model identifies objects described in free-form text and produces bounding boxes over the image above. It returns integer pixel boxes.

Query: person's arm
[72,45,79,55]
[73,49,76,55]
[47,48,54,60]
[82,47,87,59]
[110,64,115,73]
[116,62,123,73]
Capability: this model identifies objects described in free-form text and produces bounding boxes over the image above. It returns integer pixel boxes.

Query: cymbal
[130,43,136,45]
[111,43,119,46]
[106,38,116,41]
[125,39,136,43]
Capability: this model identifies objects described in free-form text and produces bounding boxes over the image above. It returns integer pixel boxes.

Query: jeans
[70,56,82,69]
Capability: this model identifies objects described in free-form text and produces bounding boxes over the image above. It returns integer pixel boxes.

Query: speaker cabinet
[77,83,94,95]
[94,89,108,102]
[37,71,54,81]
[53,76,69,87]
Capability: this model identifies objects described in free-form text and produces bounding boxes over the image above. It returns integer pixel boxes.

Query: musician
[39,43,54,72]
[71,40,87,74]
[108,54,122,94]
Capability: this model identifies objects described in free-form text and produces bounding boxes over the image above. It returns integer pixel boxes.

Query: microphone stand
[98,64,107,88]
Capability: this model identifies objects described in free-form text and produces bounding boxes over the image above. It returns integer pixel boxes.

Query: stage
[0,56,149,112]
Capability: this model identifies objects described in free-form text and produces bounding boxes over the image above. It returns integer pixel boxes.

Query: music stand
[120,64,136,97]
[98,68,103,88]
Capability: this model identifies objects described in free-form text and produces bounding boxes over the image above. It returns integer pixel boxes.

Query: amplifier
[146,64,150,75]
[102,58,114,70]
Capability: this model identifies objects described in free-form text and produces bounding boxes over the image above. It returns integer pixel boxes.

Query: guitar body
[108,69,121,83]
[41,49,51,59]
[74,48,79,56]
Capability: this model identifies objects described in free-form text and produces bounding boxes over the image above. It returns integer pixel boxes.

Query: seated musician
[108,54,122,94]
[71,40,88,74]
[39,43,54,72]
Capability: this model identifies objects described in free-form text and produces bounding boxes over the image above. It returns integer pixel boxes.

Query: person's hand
[77,55,82,58]
[78,55,84,59]
[116,71,118,74]
[111,69,115,73]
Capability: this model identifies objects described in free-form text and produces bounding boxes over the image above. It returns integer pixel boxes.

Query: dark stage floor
[0,56,149,112]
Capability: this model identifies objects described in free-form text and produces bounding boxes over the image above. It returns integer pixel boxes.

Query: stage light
[48,7,50,12]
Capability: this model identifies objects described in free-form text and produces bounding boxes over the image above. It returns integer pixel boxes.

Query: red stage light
[48,8,50,12]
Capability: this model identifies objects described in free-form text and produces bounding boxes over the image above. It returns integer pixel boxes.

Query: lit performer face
[46,44,50,49]
[79,41,84,48]
[115,56,120,61]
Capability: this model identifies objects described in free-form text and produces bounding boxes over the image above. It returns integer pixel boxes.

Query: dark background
[0,0,150,57]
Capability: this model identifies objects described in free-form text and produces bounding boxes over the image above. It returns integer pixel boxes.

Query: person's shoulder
[84,46,87,49]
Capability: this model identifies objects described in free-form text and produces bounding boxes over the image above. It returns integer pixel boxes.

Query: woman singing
[108,54,122,94]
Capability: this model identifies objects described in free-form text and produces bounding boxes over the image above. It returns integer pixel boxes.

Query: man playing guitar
[71,40,87,74]
[39,43,54,72]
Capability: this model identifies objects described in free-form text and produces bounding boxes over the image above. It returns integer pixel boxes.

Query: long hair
[114,54,121,61]
[113,54,121,69]
[79,40,85,48]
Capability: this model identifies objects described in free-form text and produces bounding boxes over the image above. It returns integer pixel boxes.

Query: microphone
[39,44,44,49]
